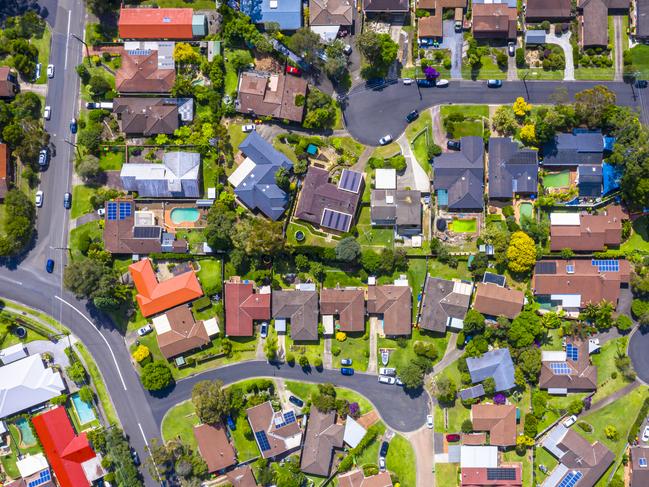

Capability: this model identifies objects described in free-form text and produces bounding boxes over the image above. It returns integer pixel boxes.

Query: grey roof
[120,152,201,198]
[459,384,485,400]
[488,137,538,199]
[525,30,547,44]
[370,190,421,227]
[434,136,485,210]
[578,164,603,197]
[419,277,471,332]
[272,289,319,341]
[541,132,604,166]
[466,348,516,392]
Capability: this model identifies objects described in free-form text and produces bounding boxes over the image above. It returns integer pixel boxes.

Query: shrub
[140,361,173,391]
[615,315,633,333]
[132,345,150,363]
[298,355,309,368]
[286,352,295,366]
[461,419,473,433]
[336,331,347,342]
[605,425,618,440]
[413,341,438,360]
[567,399,584,415]
[632,299,649,319]
[331,346,341,356]
[314,357,323,369]
[577,421,593,433]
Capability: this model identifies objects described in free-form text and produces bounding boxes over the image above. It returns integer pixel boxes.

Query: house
[228,131,293,220]
[540,425,614,487]
[462,433,487,445]
[539,338,597,393]
[272,285,319,341]
[121,152,201,198]
[129,258,204,317]
[367,282,412,336]
[531,259,631,311]
[461,464,522,486]
[419,277,472,332]
[310,0,353,41]
[635,0,649,41]
[460,446,499,468]
[236,71,307,122]
[630,446,649,487]
[300,409,344,476]
[0,354,65,419]
[525,0,573,21]
[0,343,27,365]
[113,97,187,136]
[417,0,467,42]
[16,454,53,487]
[466,348,516,393]
[116,42,175,93]
[225,277,271,336]
[472,3,517,39]
[541,132,604,167]
[193,423,237,473]
[0,67,19,99]
[295,167,364,233]
[433,136,485,212]
[32,407,106,487]
[118,7,205,40]
[227,465,259,487]
[320,288,366,333]
[0,143,10,200]
[240,0,302,31]
[470,404,517,447]
[487,138,538,200]
[338,469,393,487]
[247,401,303,459]
[153,305,219,359]
[549,208,623,252]
[370,190,422,236]
[363,0,409,15]
[578,0,629,47]
[473,282,525,320]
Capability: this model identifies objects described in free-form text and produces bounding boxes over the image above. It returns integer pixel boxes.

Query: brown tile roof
[0,67,18,98]
[118,8,194,40]
[526,0,573,20]
[579,0,628,46]
[461,464,522,486]
[300,409,344,476]
[473,282,524,319]
[338,469,393,487]
[237,72,307,123]
[102,199,163,254]
[363,0,409,12]
[320,288,366,333]
[420,277,472,332]
[551,428,614,486]
[113,97,179,136]
[461,433,487,445]
[310,0,353,26]
[470,404,517,447]
[193,423,236,473]
[550,208,623,251]
[631,447,649,487]
[539,338,597,391]
[225,278,271,337]
[227,465,259,487]
[247,401,303,459]
[156,305,210,359]
[272,289,320,341]
[367,285,412,336]
[472,4,517,39]
[0,143,8,199]
[418,0,466,8]
[116,50,175,93]
[418,12,443,38]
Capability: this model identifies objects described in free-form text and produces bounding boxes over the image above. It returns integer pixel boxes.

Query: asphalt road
[628,327,649,384]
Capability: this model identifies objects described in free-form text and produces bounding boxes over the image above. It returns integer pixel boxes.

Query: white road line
[0,274,23,286]
[54,295,128,391]
[64,10,71,69]
[138,423,149,446]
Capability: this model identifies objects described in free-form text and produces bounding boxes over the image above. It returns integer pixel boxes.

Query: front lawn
[80,62,116,102]
[161,400,200,448]
[385,433,416,487]
[378,328,449,373]
[450,219,477,233]
[98,148,125,170]
[517,68,565,80]
[406,110,433,174]
[435,463,459,487]
[462,54,507,80]
[537,392,588,432]
[284,381,374,415]
[371,142,401,159]
[69,220,102,261]
[574,66,615,80]
[334,331,370,372]
[285,329,324,366]
[631,44,649,77]
[71,185,99,219]
[440,105,488,139]
[440,105,490,120]
[621,215,649,254]
[591,337,634,403]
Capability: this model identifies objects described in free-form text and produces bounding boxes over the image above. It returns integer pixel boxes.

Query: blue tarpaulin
[602,162,623,195]
[604,136,616,151]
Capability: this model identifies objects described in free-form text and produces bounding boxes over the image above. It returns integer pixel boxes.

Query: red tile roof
[0,143,8,199]
[225,279,271,336]
[32,407,98,487]
[129,258,203,317]
[193,423,237,473]
[118,8,194,40]
[470,404,517,447]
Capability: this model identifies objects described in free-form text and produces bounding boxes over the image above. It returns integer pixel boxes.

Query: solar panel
[535,261,557,275]
[133,226,162,239]
[592,259,619,273]
[107,202,117,221]
[28,470,51,487]
[566,344,579,361]
[338,169,362,194]
[255,431,271,452]
[566,264,574,274]
[486,468,516,481]
[284,411,296,424]
[119,202,132,220]
[321,208,352,232]
[557,471,583,487]
[640,457,648,467]
[483,272,506,287]
[550,362,572,375]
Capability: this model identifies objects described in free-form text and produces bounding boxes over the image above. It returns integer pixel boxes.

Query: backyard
[449,218,477,233]
[542,170,570,188]
[356,206,394,250]
[621,215,649,253]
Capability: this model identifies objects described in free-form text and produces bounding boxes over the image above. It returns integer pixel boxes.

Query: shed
[525,30,546,44]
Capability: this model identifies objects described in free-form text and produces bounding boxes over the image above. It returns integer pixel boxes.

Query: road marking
[54,295,128,391]
[64,10,71,70]
[0,274,23,286]
[138,423,149,446]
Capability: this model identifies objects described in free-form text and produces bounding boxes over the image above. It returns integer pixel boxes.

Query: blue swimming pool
[170,207,200,224]
[15,418,36,446]
[71,393,96,424]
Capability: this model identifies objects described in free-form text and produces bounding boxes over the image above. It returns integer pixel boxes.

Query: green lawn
[284,381,374,415]
[534,445,559,484]
[195,258,222,295]
[371,142,401,160]
[385,434,416,487]
[428,260,471,280]
[230,410,259,461]
[440,105,490,120]
[449,219,477,233]
[406,110,433,175]
[462,54,507,80]
[69,220,102,261]
[355,422,386,466]
[328,136,365,159]
[631,44,649,78]
[574,66,615,80]
[286,221,338,248]
[273,137,299,163]
[227,121,248,154]
[537,392,589,432]
[322,270,365,288]
[334,331,370,371]
[502,449,533,487]
[517,68,565,80]
[80,62,115,102]
[542,170,570,188]
[161,400,200,448]
[591,337,634,403]
[98,148,125,171]
[378,329,449,373]
[621,215,649,253]
[31,25,52,84]
[285,329,324,366]
[70,185,99,219]
[434,360,471,433]
[75,342,119,426]
[357,206,394,250]
[435,463,459,487]
[440,105,488,139]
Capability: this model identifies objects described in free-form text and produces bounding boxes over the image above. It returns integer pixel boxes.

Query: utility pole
[64,138,81,159]
[521,70,531,101]
[70,33,91,64]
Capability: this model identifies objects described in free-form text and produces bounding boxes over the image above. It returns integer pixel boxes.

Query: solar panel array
[640,457,648,467]
[550,362,571,375]
[592,259,619,272]
[107,202,118,221]
[558,471,583,487]
[566,344,579,361]
[255,431,271,452]
[321,208,352,232]
[133,226,162,239]
[486,468,517,481]
[566,264,575,273]
[119,202,132,220]
[274,410,297,429]
[483,272,506,287]
[535,261,557,275]
[127,49,152,56]
[338,169,362,194]
[28,470,51,487]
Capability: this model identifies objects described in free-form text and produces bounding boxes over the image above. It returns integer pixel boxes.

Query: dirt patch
[357,410,380,429]
[255,53,282,72]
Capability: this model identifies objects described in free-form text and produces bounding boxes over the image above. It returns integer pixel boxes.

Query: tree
[355,31,398,78]
[85,0,120,16]
[574,85,616,128]
[191,380,229,424]
[517,348,542,381]
[506,231,537,274]
[205,202,237,251]
[232,218,284,256]
[288,28,323,65]
[399,363,425,390]
[567,398,584,415]
[76,154,101,182]
[615,314,633,332]
[310,261,325,282]
[509,310,543,348]
[298,355,309,368]
[336,237,361,262]
[482,377,496,396]
[171,75,194,97]
[173,43,201,65]
[141,361,173,391]
[560,247,574,259]
[361,250,382,274]
[275,166,290,192]
[461,419,473,433]
[463,309,486,335]
[323,42,348,82]
[303,88,337,130]
[491,106,518,136]
[523,413,538,437]
[295,254,309,272]
[436,376,457,404]
[66,361,87,383]
[88,75,111,98]
[605,425,618,440]
[228,49,254,73]
[519,124,537,146]
[79,385,94,404]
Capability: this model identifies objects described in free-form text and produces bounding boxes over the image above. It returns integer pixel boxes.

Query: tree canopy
[506,231,537,274]
[191,380,229,424]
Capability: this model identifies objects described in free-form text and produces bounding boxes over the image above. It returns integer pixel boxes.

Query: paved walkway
[367,317,378,374]
[351,146,375,172]
[507,54,518,81]
[396,133,431,193]
[407,426,435,487]
[432,333,461,374]
[545,27,575,81]
[323,336,332,369]
[582,380,640,417]
[431,105,445,147]
[614,16,624,81]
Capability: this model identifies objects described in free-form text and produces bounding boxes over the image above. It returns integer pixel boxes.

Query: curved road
[628,327,649,384]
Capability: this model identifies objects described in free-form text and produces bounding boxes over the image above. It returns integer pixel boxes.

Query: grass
[334,332,370,372]
[285,329,324,365]
[284,381,374,415]
[224,49,249,97]
[427,260,471,280]
[1,423,43,479]
[439,105,488,139]
[449,218,477,233]
[70,185,99,219]
[440,105,490,120]
[371,142,401,160]
[385,434,416,487]
[534,444,559,484]
[273,138,299,163]
[406,110,433,174]
[227,121,248,154]
[355,422,386,466]
[590,337,634,403]
[435,463,459,487]
[161,400,200,449]
[462,54,507,80]
[434,360,471,433]
[76,342,119,426]
[631,44,649,78]
[574,66,615,80]
[356,206,394,250]
[31,25,52,84]
[517,68,565,80]
[542,170,570,188]
[519,202,534,220]
[80,62,115,103]
[378,329,449,373]
[286,221,338,248]
[69,220,102,261]
[502,449,533,487]
[195,258,222,294]
[537,392,588,432]
[98,148,125,171]
[329,136,365,159]
[621,215,649,254]
[322,269,365,288]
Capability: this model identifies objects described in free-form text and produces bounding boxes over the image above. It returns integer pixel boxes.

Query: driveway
[435,20,463,80]
[408,426,435,487]
[545,27,574,81]
[396,134,431,193]
[26,339,71,367]
[614,16,624,81]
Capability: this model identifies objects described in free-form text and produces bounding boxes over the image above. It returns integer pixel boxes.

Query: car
[406,110,419,123]
[378,375,396,384]
[86,102,98,109]
[426,415,434,429]
[379,457,386,471]
[340,358,353,366]
[380,441,389,457]
[226,415,236,430]
[343,44,353,56]
[340,367,355,376]
[242,124,255,133]
[454,20,463,32]
[137,324,153,336]
[447,139,461,150]
[131,449,141,466]
[379,367,396,376]
[286,65,302,76]
[45,259,54,273]
[38,148,49,167]
[47,64,55,78]
[35,190,43,208]
[416,78,435,88]
[446,433,461,442]
[289,395,304,407]
[487,79,503,88]
[34,63,41,81]
[97,208,105,216]
[395,377,403,386]
[402,78,413,85]
[643,425,649,442]
[69,118,78,134]
[636,79,648,89]
[378,135,393,145]
[260,322,268,338]
[563,415,577,428]
[63,192,72,209]
[508,42,516,57]
[43,106,51,120]
[435,79,449,87]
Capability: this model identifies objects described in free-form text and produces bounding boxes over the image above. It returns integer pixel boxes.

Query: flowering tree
[424,66,439,80]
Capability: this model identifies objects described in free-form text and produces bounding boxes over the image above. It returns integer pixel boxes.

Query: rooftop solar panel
[133,226,163,239]
[321,208,352,232]
[284,411,296,424]
[592,259,619,273]
[535,261,557,275]
[338,169,362,194]
[483,272,506,287]
[550,362,572,375]
[28,470,51,487]
[107,202,117,221]
[486,468,517,481]
[255,431,271,452]
[640,457,648,467]
[566,344,579,361]
[558,471,583,487]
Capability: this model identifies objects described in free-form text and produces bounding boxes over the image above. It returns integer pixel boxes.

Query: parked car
[86,102,98,109]
[43,106,51,120]
[289,395,304,407]
[97,208,105,216]
[285,65,302,76]
[446,434,461,442]
[343,44,353,56]
[406,110,419,123]
[380,441,389,457]
[379,457,386,471]
[38,148,49,167]
[508,42,516,57]
[45,259,54,273]
[636,79,648,89]
[454,20,463,32]
[131,449,141,466]
[226,416,236,430]
[416,78,434,88]
[435,79,449,87]
[63,192,72,209]
[395,377,403,386]
[378,134,393,145]
[378,375,396,385]
[34,63,41,81]
[242,124,255,133]
[69,118,78,134]
[340,358,353,366]
[260,322,268,338]
[447,139,461,150]
[35,190,43,208]
[379,367,396,376]
[137,324,153,336]
[643,425,649,442]
[402,78,413,85]
[47,64,55,78]
[340,367,355,376]
[563,415,577,428]
[426,415,434,429]
[487,79,503,88]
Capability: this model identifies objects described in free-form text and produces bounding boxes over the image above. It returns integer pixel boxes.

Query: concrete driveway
[396,134,431,193]
[435,20,463,80]
[545,27,575,81]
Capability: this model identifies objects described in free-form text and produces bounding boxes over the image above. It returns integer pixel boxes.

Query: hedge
[337,423,382,472]
[628,396,649,443]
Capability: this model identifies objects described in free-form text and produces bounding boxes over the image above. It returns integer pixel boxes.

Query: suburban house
[363,0,409,16]
[525,0,572,21]
[129,258,204,317]
[319,288,366,333]
[118,7,206,40]
[539,339,598,393]
[470,404,517,447]
[461,349,516,400]
[226,465,259,487]
[630,446,649,487]
[487,137,538,200]
[549,207,623,252]
[460,445,499,468]
[370,190,422,236]
[14,454,52,487]
[272,285,320,341]
[310,0,353,41]
[417,0,467,44]
[419,277,472,333]
[113,97,193,136]
[247,401,303,459]
[0,67,19,99]
[300,409,344,476]
[338,469,393,487]
[0,354,65,419]
[0,143,10,200]
[367,282,412,336]
[471,1,517,40]
[634,0,649,41]
[295,167,364,234]
[236,71,307,123]
[240,0,303,31]
[433,136,485,212]
[32,407,106,487]
[472,281,525,320]
[224,277,271,337]
[116,42,175,93]
[228,131,293,220]
[193,423,237,474]
[0,343,27,365]
[460,464,522,486]
[540,425,614,487]
[531,259,631,312]
[120,152,201,198]
[152,305,219,359]
[578,0,629,47]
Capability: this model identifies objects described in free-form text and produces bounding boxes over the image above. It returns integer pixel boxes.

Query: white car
[563,415,577,428]
[435,79,449,87]
[242,124,255,133]
[35,190,43,208]
[47,64,54,78]
[379,367,396,376]
[97,208,105,216]
[378,375,396,385]
[33,63,41,81]
[43,106,51,120]
[378,135,392,145]
[426,415,433,429]
[137,324,153,337]
[379,457,386,471]
[402,78,413,85]
[643,425,649,442]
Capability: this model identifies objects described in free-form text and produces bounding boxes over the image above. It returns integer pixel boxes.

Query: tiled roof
[434,136,485,211]
[300,409,344,476]
[193,423,237,473]
[471,404,517,446]
[102,199,163,254]
[473,282,524,319]
[224,279,271,336]
[488,137,538,199]
[419,277,471,332]
[116,49,175,93]
[472,3,517,39]
[526,0,572,19]
[319,288,366,333]
[539,338,597,391]
[227,465,259,487]
[630,446,649,487]
[0,143,8,199]
[310,0,353,26]
[118,8,194,39]
[461,464,522,486]
[367,285,412,336]
[272,289,319,341]
[247,401,302,459]
[0,67,18,98]
[550,208,623,251]
[237,71,307,122]
[338,468,393,487]
[155,305,210,359]
[113,97,179,136]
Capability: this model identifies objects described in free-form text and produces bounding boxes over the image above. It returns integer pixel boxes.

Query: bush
[298,355,309,368]
[567,399,584,415]
[286,352,295,366]
[338,424,381,472]
[615,315,633,333]
[515,48,525,67]
[389,155,407,172]
[314,357,323,369]
[461,419,473,433]
[336,331,347,342]
[331,346,341,356]
[413,341,438,360]
[632,299,649,319]
[140,361,173,391]
[132,345,150,363]
[577,421,593,433]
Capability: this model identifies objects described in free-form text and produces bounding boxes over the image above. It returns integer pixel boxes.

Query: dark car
[380,441,389,457]
[446,434,461,442]
[340,367,354,376]
[447,139,461,151]
[226,415,236,430]
[131,448,141,466]
[289,395,304,407]
[85,102,98,109]
[508,42,516,57]
[406,110,419,123]
[69,118,77,134]
[46,259,54,273]
[636,79,648,88]
[416,79,434,88]
[487,79,503,88]
[63,192,72,209]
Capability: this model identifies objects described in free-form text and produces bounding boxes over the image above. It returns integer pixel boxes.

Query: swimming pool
[71,393,96,424]
[170,207,200,224]
[15,418,36,446]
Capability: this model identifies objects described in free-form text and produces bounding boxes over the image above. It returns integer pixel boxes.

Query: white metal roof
[0,343,28,365]
[550,294,582,308]
[203,318,220,337]
[228,157,256,188]
[17,453,49,478]
[153,314,172,335]
[550,213,581,226]
[460,446,498,468]
[343,416,366,448]
[375,169,397,190]
[322,315,334,335]
[542,350,567,362]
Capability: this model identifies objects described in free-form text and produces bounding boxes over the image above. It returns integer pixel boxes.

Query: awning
[310,25,340,43]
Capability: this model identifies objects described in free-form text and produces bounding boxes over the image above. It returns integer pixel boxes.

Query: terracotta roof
[129,258,203,317]
[310,0,353,26]
[156,305,210,359]
[320,288,366,333]
[247,401,303,459]
[225,279,271,336]
[227,465,259,487]
[470,404,517,447]
[418,0,466,8]
[631,446,649,487]
[0,143,8,199]
[338,469,393,487]
[113,97,179,136]
[461,464,522,486]
[473,282,524,319]
[102,199,163,254]
[272,289,320,341]
[526,0,573,19]
[472,3,517,39]
[367,285,412,336]
[418,12,443,38]
[461,433,487,445]
[116,50,175,93]
[0,67,18,98]
[420,277,472,332]
[300,409,344,476]
[193,423,237,473]
[237,71,307,123]
[539,338,597,391]
[118,8,194,40]
[550,209,623,251]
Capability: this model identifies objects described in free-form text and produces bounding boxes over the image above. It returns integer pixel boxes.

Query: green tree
[509,310,543,348]
[574,85,616,128]
[399,363,425,390]
[491,105,518,136]
[295,254,309,272]
[88,75,111,98]
[615,314,633,332]
[66,361,87,383]
[76,154,102,183]
[560,248,574,259]
[523,413,538,437]
[192,380,229,424]
[356,31,398,78]
[567,399,584,415]
[361,250,382,274]
[518,348,542,382]
[298,355,309,368]
[229,50,254,72]
[141,361,174,391]
[264,333,278,361]
[232,218,284,256]
[336,237,361,262]
[205,202,237,251]
[287,28,323,65]
[482,377,496,396]
[275,166,291,192]
[461,419,473,433]
[310,261,325,282]
[79,385,94,404]
[436,376,457,404]
[463,309,486,335]
[506,231,537,274]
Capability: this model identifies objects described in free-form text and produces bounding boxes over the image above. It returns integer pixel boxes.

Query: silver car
[378,135,393,145]
[378,375,396,385]
[43,106,51,120]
